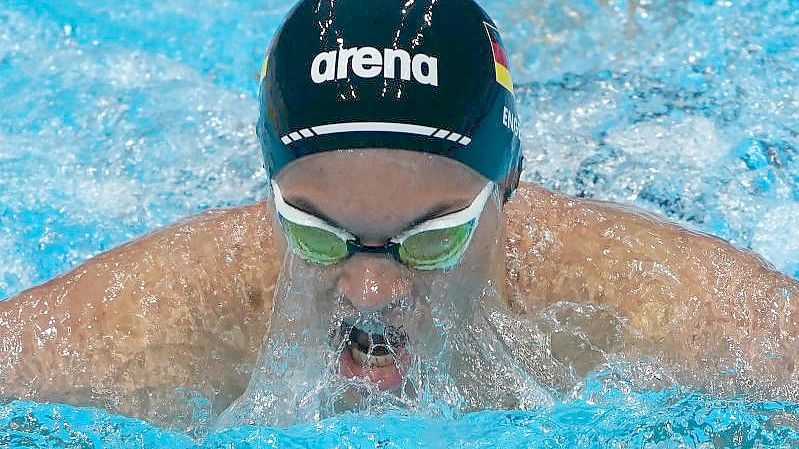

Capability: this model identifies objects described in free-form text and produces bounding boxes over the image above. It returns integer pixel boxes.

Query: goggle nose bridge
[346,240,401,259]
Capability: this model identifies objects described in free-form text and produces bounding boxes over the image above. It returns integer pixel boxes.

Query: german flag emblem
[483,22,513,93]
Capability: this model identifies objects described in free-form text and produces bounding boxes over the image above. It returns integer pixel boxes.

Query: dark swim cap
[258,0,524,200]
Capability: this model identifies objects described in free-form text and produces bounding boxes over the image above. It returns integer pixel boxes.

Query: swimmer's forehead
[274,149,489,239]
[275,149,486,192]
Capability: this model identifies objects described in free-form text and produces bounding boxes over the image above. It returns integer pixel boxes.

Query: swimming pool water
[1,0,799,447]
[4,382,799,448]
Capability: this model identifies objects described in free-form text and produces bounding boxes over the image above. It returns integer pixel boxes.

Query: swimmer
[1,0,798,432]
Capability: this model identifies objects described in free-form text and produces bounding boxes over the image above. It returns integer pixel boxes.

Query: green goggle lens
[280,217,475,270]
[281,218,349,265]
[397,221,474,270]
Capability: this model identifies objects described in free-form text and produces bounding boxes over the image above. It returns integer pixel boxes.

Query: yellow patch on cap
[260,55,269,82]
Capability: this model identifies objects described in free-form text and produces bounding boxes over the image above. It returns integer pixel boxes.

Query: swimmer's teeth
[351,345,395,367]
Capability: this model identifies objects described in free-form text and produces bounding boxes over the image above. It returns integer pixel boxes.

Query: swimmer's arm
[505,183,799,389]
[0,202,279,429]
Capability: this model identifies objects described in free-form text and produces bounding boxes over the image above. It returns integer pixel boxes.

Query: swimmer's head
[219,0,531,423]
[219,149,538,426]
[257,0,524,201]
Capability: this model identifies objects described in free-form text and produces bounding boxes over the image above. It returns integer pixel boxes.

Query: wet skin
[1,150,798,431]
[272,150,506,391]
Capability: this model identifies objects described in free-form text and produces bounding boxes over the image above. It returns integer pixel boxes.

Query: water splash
[215,251,551,428]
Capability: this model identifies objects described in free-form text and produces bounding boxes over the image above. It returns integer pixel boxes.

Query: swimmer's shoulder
[183,200,272,233]
[175,200,279,282]
[504,181,569,231]
[506,181,678,230]
[82,200,279,304]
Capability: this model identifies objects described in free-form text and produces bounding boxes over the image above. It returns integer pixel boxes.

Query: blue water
[2,0,799,447]
[3,374,799,447]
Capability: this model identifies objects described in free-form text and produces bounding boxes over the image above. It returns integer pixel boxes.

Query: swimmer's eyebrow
[283,198,470,233]
[283,198,347,229]
[405,202,470,229]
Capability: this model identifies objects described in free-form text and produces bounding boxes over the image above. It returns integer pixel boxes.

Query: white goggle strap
[391,181,495,245]
[271,180,357,243]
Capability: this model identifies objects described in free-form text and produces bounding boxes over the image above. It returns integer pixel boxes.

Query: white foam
[604,116,727,166]
[751,203,799,276]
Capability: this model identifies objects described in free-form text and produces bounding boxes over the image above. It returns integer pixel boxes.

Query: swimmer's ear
[502,155,524,203]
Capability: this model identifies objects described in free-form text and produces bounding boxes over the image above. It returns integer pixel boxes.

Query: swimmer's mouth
[335,320,408,368]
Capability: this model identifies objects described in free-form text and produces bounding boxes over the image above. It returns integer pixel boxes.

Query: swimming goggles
[271,180,495,270]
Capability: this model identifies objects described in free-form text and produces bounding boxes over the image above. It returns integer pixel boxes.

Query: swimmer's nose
[337,253,412,311]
